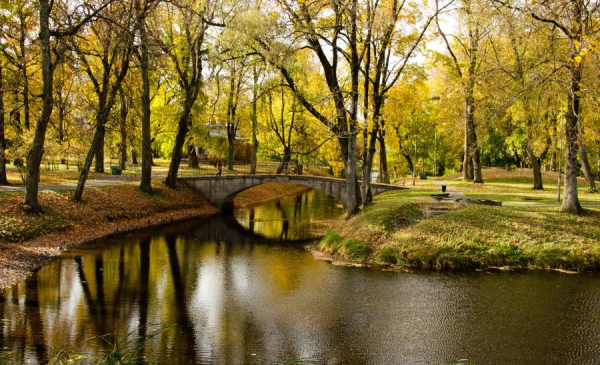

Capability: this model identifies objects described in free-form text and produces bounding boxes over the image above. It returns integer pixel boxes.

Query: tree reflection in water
[0,190,598,364]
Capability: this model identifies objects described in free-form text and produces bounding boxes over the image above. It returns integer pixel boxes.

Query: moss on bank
[317,189,600,271]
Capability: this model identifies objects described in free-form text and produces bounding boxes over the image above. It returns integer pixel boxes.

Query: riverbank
[316,186,600,272]
[0,182,218,288]
[0,181,315,288]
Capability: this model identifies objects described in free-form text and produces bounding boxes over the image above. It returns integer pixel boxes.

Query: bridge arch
[178,175,402,212]
[220,180,344,212]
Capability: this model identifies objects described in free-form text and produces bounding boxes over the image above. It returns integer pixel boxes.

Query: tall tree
[249,63,265,174]
[266,83,297,174]
[135,0,159,193]
[118,86,129,170]
[223,60,247,171]
[0,1,37,132]
[272,0,362,215]
[491,6,557,189]
[437,0,486,183]
[24,0,112,212]
[73,2,136,201]
[496,0,600,214]
[161,0,213,188]
[360,0,441,204]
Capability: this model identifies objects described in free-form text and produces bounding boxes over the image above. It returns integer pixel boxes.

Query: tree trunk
[94,125,105,173]
[466,155,474,180]
[402,153,414,175]
[579,141,596,191]
[24,0,53,212]
[467,96,482,183]
[528,145,543,190]
[361,120,378,206]
[597,146,600,182]
[0,65,8,185]
[119,90,128,170]
[472,148,483,183]
[226,101,238,171]
[276,148,291,174]
[250,65,259,175]
[188,145,198,168]
[463,129,472,180]
[378,124,389,184]
[560,64,584,214]
[550,116,557,171]
[22,61,30,131]
[11,91,21,132]
[227,138,234,171]
[19,15,30,130]
[132,149,138,165]
[74,124,103,201]
[345,134,359,215]
[166,101,193,189]
[139,21,152,193]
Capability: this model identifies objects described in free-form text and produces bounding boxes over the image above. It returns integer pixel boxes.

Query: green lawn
[319,169,600,271]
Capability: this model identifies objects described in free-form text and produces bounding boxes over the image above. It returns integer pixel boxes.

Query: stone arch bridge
[178,175,403,211]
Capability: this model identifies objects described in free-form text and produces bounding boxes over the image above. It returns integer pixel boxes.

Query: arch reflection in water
[0,202,599,363]
[233,188,345,241]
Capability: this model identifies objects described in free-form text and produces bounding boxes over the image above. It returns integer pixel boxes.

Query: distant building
[200,120,252,163]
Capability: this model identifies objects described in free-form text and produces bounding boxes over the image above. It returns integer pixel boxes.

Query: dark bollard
[442,185,447,193]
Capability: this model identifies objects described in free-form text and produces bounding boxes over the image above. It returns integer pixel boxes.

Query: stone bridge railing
[178,175,403,211]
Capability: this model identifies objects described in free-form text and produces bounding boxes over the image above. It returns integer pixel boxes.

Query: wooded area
[0,0,598,216]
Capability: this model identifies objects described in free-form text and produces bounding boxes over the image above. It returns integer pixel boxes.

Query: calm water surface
[1,189,599,364]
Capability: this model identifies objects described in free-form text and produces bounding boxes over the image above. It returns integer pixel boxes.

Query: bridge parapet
[178,175,403,211]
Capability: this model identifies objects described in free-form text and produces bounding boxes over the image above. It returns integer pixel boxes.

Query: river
[1,188,599,364]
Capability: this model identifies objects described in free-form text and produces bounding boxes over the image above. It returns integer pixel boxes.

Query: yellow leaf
[574,55,582,66]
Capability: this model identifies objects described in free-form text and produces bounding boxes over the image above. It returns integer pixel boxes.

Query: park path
[428,179,600,208]
[0,173,155,193]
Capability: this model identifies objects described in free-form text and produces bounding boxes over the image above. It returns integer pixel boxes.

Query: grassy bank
[0,182,218,288]
[318,170,600,272]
